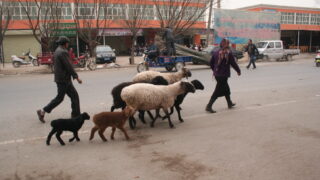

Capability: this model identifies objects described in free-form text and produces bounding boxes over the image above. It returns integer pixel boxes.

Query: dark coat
[53,46,78,83]
[163,28,174,42]
[246,43,258,56]
[210,49,241,78]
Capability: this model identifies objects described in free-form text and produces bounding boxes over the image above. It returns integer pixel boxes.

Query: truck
[256,40,300,61]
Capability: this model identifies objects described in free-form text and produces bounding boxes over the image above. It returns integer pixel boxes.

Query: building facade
[239,4,320,52]
[2,0,207,62]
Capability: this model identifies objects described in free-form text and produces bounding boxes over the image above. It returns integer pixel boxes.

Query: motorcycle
[24,50,38,66]
[315,50,320,67]
[71,52,96,71]
[11,50,38,68]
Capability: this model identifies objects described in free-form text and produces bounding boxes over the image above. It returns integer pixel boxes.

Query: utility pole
[206,0,214,47]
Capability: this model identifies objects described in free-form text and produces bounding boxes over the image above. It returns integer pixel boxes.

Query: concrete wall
[3,31,41,63]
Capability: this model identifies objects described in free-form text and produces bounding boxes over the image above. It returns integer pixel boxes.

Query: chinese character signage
[214,9,281,44]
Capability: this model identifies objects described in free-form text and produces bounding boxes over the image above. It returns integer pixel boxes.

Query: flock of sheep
[46,68,205,146]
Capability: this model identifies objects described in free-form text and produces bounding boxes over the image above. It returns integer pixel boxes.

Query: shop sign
[98,29,143,36]
[52,23,77,36]
[214,9,281,44]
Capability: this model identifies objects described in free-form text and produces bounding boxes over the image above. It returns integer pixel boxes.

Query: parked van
[256,40,300,61]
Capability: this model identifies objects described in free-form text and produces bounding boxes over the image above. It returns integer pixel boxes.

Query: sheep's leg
[111,105,115,112]
[157,109,165,119]
[119,127,130,140]
[150,114,157,128]
[111,127,116,140]
[138,110,146,124]
[98,127,108,142]
[175,105,184,122]
[163,109,174,128]
[89,126,99,140]
[129,116,136,129]
[147,111,155,121]
[69,136,75,142]
[55,130,65,146]
[162,107,174,120]
[74,131,80,141]
[154,109,165,120]
[169,106,175,115]
[46,129,57,146]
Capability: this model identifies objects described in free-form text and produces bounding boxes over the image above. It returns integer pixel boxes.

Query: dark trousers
[247,55,256,68]
[165,41,176,56]
[207,76,232,107]
[43,81,80,117]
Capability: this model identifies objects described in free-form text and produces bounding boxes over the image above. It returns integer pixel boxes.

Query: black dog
[46,112,90,146]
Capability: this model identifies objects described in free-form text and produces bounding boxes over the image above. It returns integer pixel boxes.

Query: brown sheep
[89,107,135,142]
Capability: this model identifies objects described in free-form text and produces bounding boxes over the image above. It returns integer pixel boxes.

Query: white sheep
[120,81,195,128]
[132,67,192,84]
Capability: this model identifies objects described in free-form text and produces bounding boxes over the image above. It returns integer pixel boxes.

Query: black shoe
[206,106,216,113]
[246,66,249,69]
[253,67,256,69]
[228,103,236,109]
[37,110,45,123]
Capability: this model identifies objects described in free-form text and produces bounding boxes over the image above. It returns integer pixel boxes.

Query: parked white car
[256,40,300,61]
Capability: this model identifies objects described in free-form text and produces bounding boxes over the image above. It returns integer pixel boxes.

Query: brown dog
[89,107,135,142]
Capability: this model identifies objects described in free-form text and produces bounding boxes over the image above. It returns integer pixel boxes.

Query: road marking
[0,98,317,146]
[244,100,297,110]
[0,130,90,146]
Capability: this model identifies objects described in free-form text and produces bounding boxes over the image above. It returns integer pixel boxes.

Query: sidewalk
[0,56,142,75]
[0,53,315,76]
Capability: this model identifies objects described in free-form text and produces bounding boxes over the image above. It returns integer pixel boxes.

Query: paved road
[0,58,319,180]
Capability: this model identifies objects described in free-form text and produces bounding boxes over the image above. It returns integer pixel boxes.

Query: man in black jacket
[163,26,176,56]
[37,36,82,123]
[245,39,259,69]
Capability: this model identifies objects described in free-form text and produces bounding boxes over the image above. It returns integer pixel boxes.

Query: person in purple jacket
[206,38,241,113]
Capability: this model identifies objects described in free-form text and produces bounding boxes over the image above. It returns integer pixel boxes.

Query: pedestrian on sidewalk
[245,39,259,69]
[206,38,241,113]
[37,36,82,123]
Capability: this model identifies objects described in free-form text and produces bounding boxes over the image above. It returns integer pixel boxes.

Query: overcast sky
[221,0,320,9]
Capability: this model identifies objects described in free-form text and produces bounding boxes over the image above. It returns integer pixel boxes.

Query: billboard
[214,9,281,44]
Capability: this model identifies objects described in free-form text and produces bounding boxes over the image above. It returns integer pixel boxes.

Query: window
[257,42,268,48]
[296,13,309,24]
[275,42,282,48]
[281,12,294,24]
[74,3,95,19]
[310,14,320,25]
[102,4,125,20]
[268,42,275,48]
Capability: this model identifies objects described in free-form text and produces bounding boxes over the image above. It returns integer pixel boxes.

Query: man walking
[37,36,82,123]
[163,26,176,56]
[245,39,259,69]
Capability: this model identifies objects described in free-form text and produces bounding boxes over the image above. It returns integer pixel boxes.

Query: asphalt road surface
[0,58,319,180]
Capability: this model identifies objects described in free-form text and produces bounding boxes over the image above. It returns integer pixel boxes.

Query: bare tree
[0,1,13,66]
[19,0,64,52]
[73,0,114,56]
[152,0,211,36]
[119,0,149,64]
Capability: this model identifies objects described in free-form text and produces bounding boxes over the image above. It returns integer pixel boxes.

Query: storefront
[98,29,144,55]
[3,30,41,63]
